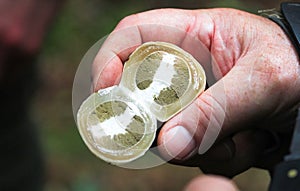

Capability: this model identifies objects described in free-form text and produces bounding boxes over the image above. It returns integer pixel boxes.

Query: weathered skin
[92,8,300,177]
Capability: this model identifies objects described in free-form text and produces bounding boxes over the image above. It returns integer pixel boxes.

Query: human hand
[92,8,300,176]
[183,175,238,191]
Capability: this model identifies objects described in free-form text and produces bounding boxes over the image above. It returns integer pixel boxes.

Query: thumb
[184,175,238,191]
[158,62,280,160]
[158,79,227,160]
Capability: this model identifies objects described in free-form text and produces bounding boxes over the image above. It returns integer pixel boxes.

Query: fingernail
[163,126,196,160]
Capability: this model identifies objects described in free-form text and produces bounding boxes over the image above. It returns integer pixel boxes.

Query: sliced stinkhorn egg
[77,42,206,165]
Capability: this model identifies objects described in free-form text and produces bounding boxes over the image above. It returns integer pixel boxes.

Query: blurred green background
[31,0,285,190]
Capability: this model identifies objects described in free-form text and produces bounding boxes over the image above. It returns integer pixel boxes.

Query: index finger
[92,9,213,91]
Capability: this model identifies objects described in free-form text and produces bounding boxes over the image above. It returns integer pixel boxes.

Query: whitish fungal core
[92,101,145,150]
[154,59,189,105]
[135,52,190,106]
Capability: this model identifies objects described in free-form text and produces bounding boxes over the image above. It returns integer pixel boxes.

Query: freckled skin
[93,8,300,177]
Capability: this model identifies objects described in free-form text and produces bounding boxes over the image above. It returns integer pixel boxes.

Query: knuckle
[194,93,226,136]
[116,14,139,29]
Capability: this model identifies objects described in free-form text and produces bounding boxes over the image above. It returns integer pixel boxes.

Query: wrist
[259,2,300,60]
